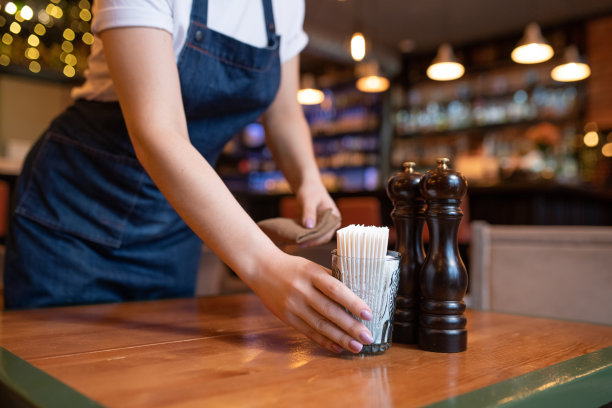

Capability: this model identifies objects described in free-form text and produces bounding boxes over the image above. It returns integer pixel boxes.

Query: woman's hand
[249,252,374,354]
[295,181,341,247]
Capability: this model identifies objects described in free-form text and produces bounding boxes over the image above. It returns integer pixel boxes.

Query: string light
[20,5,34,20]
[63,28,75,41]
[82,32,94,45]
[27,34,40,47]
[65,54,77,66]
[38,10,51,25]
[29,61,41,73]
[4,2,17,15]
[1,33,13,45]
[34,24,47,36]
[46,4,63,19]
[1,0,93,78]
[25,47,40,60]
[63,65,76,77]
[62,41,74,53]
[79,9,92,22]
[9,22,21,34]
[602,143,612,157]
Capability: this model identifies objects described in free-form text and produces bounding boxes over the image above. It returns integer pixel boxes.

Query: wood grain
[1,294,611,407]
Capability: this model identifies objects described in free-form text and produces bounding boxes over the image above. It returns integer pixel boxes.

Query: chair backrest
[336,197,382,228]
[470,221,612,325]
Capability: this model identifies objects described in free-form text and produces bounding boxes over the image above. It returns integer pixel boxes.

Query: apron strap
[196,0,276,43]
[262,0,277,44]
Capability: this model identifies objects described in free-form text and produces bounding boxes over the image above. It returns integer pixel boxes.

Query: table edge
[424,346,612,408]
[0,346,105,408]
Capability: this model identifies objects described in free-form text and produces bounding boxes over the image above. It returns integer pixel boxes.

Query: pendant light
[297,74,325,105]
[426,43,465,81]
[511,22,554,64]
[551,45,591,82]
[350,32,366,61]
[355,61,389,93]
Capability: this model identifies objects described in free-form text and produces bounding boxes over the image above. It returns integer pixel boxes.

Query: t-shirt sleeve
[278,0,309,62]
[92,0,174,35]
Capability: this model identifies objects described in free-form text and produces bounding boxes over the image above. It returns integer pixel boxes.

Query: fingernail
[331,344,344,354]
[360,310,373,321]
[349,339,363,353]
[304,218,315,229]
[359,331,373,344]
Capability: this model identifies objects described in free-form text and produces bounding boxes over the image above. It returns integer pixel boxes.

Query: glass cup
[331,249,401,355]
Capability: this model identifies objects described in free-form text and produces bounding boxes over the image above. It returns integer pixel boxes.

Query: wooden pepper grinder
[386,161,426,344]
[419,158,468,353]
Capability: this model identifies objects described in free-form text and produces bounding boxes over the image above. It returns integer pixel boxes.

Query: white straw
[336,225,390,342]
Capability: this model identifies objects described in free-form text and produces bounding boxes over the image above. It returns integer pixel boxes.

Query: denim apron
[3,0,281,309]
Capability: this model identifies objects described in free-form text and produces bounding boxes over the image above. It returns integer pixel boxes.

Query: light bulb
[356,75,389,93]
[351,32,366,62]
[551,46,591,82]
[511,23,554,64]
[427,44,465,81]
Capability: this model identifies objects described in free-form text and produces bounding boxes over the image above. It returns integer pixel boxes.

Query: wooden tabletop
[1,294,611,408]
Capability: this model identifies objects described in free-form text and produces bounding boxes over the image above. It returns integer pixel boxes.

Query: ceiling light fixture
[551,45,591,82]
[355,61,389,93]
[351,31,366,61]
[511,22,554,64]
[426,43,465,81]
[297,74,325,105]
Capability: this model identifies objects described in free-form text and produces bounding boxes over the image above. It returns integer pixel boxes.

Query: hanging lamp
[350,32,366,61]
[551,45,591,82]
[426,43,465,81]
[297,74,325,105]
[355,61,389,93]
[511,22,554,64]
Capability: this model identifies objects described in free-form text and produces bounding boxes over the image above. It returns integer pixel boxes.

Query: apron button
[194,30,204,42]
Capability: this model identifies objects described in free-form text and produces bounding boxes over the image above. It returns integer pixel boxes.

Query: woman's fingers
[299,219,341,248]
[312,271,373,321]
[285,313,344,354]
[289,300,367,353]
[305,288,373,350]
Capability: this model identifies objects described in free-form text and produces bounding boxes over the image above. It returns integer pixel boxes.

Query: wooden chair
[469,221,612,325]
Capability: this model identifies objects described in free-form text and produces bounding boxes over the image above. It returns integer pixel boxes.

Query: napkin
[258,209,341,245]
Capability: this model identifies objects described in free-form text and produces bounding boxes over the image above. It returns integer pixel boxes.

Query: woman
[3,0,374,354]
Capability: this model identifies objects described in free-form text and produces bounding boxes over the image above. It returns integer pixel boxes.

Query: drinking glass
[331,250,401,355]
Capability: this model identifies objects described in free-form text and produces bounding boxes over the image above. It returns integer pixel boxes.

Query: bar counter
[1,294,611,407]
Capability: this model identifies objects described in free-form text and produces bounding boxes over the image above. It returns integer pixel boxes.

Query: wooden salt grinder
[419,158,468,353]
[386,161,426,344]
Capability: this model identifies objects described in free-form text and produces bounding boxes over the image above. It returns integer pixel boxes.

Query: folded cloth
[258,209,341,245]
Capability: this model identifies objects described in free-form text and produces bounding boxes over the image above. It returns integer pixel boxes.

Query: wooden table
[1,294,611,407]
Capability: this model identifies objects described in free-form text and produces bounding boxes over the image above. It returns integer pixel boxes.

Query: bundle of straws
[336,224,389,260]
[335,225,397,344]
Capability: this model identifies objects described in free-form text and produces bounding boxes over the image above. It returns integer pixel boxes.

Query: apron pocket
[15,132,146,248]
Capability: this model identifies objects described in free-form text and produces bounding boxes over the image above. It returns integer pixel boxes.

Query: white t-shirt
[72,0,308,101]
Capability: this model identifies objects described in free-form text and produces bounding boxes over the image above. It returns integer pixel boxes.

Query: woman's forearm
[130,127,281,284]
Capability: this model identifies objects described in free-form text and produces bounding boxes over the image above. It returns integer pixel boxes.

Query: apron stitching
[191,20,208,29]
[46,131,141,165]
[15,210,121,247]
[186,43,276,72]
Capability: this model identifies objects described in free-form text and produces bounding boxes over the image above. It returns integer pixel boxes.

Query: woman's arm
[262,56,340,245]
[100,27,373,353]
